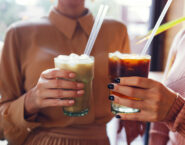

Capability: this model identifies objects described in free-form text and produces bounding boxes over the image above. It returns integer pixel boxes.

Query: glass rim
[54,57,94,64]
[54,56,94,61]
[109,53,151,59]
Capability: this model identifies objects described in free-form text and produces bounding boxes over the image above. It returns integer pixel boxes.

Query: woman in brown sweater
[0,0,130,145]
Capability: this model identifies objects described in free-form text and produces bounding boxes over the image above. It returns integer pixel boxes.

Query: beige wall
[163,0,185,69]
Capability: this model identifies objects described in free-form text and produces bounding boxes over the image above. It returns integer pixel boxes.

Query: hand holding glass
[108,52,151,114]
[54,54,94,117]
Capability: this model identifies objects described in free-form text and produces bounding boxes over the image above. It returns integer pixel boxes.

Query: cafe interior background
[0,0,185,145]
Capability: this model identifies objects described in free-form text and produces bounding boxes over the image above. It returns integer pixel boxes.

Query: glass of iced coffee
[109,51,151,114]
[54,54,94,117]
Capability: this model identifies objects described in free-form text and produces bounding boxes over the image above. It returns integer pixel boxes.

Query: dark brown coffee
[108,52,150,113]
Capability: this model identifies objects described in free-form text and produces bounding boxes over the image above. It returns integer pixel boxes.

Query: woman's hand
[24,68,84,116]
[108,77,177,122]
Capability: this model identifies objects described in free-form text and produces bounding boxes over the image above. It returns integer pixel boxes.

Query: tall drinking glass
[109,51,151,114]
[54,54,94,117]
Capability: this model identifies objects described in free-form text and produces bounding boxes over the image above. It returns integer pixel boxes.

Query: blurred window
[1,0,152,52]
[87,0,153,53]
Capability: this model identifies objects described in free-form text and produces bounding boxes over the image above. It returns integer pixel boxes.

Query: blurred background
[0,0,185,145]
[0,0,185,71]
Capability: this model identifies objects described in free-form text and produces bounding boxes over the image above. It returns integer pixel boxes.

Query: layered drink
[54,53,94,116]
[109,51,151,114]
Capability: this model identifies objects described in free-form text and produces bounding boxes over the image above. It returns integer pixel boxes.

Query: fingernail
[108,84,114,89]
[77,90,85,95]
[116,115,121,119]
[109,96,114,101]
[114,78,120,84]
[77,83,84,88]
[69,73,76,78]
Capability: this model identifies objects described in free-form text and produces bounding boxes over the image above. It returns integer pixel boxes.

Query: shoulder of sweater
[103,18,127,33]
[178,28,185,38]
[171,28,185,50]
[7,16,52,32]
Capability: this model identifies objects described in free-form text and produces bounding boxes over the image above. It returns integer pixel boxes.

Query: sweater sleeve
[161,29,185,137]
[0,26,41,145]
[149,122,169,145]
[108,21,131,54]
[164,93,185,137]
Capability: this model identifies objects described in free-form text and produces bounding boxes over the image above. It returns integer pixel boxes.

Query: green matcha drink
[54,54,94,117]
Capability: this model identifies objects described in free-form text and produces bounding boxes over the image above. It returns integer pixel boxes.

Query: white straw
[84,5,109,56]
[84,5,104,54]
[141,0,173,55]
[86,5,109,55]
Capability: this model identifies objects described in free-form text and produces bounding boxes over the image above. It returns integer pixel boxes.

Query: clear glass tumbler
[109,52,151,114]
[54,54,94,116]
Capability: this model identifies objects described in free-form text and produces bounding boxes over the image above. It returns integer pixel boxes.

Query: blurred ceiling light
[115,0,152,7]
[21,16,29,21]
[50,0,55,3]
[15,0,38,6]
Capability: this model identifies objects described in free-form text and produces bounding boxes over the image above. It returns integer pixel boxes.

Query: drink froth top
[54,53,94,64]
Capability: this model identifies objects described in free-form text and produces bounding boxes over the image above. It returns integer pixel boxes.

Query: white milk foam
[54,53,94,64]
[109,51,151,59]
